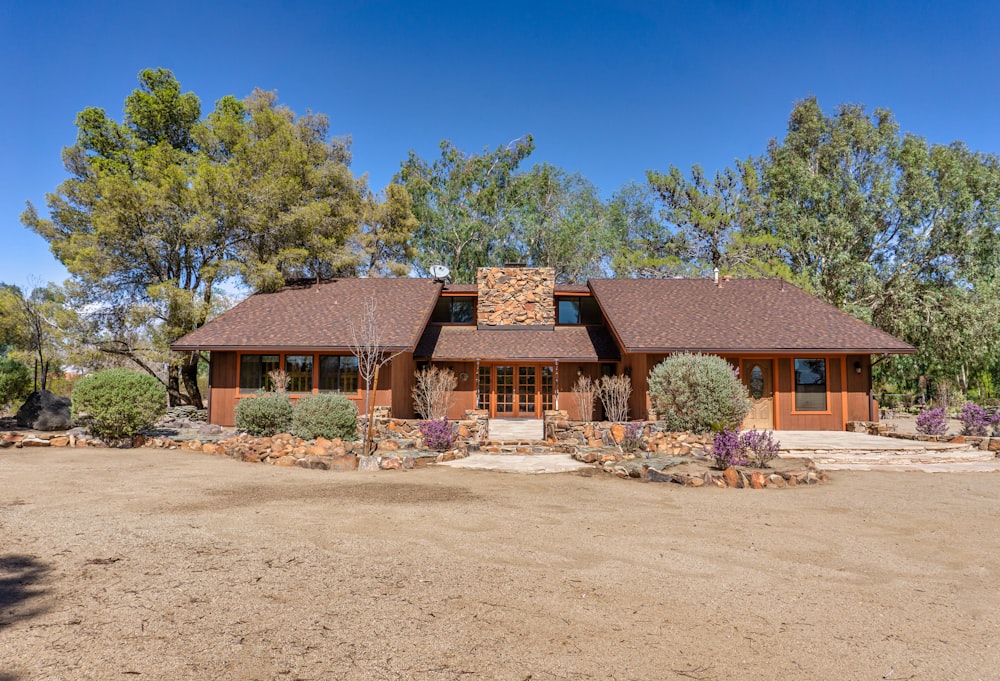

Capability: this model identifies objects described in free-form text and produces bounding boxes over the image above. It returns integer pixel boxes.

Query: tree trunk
[167,365,182,407]
[181,353,203,409]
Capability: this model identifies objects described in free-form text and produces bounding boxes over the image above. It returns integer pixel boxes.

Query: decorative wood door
[482,364,554,417]
[742,360,774,430]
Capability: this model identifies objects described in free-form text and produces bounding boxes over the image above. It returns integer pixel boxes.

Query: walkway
[777,430,1000,472]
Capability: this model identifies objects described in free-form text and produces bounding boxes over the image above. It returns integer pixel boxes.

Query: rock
[380,439,400,451]
[305,445,328,457]
[685,476,705,487]
[301,455,330,470]
[750,471,766,489]
[610,423,626,444]
[722,467,740,488]
[358,455,381,471]
[48,436,70,448]
[315,437,333,448]
[768,474,787,488]
[273,456,297,467]
[202,443,218,455]
[988,438,1000,452]
[643,466,674,483]
[21,437,51,447]
[379,456,402,470]
[329,454,359,471]
[16,390,73,431]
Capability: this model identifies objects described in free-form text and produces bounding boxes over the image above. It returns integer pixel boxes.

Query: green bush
[292,393,358,440]
[72,369,167,443]
[648,353,750,434]
[0,356,32,411]
[235,392,293,436]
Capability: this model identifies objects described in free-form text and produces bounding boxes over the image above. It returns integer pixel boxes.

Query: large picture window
[285,355,314,393]
[239,354,280,393]
[319,355,359,394]
[794,358,827,411]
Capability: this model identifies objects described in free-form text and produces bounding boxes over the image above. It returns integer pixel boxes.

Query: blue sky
[3,0,1000,289]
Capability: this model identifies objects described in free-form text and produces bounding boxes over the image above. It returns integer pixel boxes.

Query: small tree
[0,355,32,413]
[648,353,750,433]
[596,374,631,422]
[412,366,457,420]
[348,295,403,456]
[72,369,167,444]
[571,374,596,421]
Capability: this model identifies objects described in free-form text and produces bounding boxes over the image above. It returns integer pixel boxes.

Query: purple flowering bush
[711,427,748,469]
[711,427,781,469]
[958,403,991,436]
[915,407,948,437]
[620,421,645,452]
[419,418,456,451]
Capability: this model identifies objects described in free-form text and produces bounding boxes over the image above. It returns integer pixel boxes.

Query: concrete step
[784,447,995,466]
[488,419,544,442]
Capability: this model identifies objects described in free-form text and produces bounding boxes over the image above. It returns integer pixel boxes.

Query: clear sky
[3,0,999,289]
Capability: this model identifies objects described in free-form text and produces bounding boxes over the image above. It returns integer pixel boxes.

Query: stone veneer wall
[477,267,555,327]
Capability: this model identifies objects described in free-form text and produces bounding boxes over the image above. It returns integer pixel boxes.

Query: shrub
[620,421,645,452]
[234,392,293,436]
[711,427,748,469]
[71,369,166,444]
[419,418,455,452]
[412,366,457,420]
[0,356,32,412]
[915,407,948,437]
[571,374,596,421]
[710,427,780,469]
[741,428,780,468]
[291,393,358,440]
[648,353,750,433]
[597,374,631,422]
[958,402,991,436]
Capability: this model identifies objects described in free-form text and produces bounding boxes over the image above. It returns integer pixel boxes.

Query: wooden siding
[776,356,845,430]
[846,354,872,422]
[209,352,238,427]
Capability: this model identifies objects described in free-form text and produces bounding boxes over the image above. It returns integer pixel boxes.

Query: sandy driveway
[2,448,998,680]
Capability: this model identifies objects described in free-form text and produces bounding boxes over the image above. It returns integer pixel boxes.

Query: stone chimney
[477,266,555,327]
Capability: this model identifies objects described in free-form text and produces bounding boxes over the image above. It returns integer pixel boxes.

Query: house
[170,266,913,430]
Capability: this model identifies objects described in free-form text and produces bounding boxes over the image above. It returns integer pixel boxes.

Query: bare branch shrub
[267,368,290,394]
[412,366,457,420]
[571,374,596,421]
[597,374,632,422]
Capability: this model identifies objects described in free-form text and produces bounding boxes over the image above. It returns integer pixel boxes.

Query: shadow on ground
[0,553,51,630]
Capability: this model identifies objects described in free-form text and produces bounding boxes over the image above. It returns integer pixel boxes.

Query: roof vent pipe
[713,267,720,286]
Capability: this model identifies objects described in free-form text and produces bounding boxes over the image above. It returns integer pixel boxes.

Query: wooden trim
[772,357,780,430]
[840,357,849,430]
[789,356,833,415]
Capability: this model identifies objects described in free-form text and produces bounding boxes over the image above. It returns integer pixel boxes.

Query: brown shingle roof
[415,325,620,362]
[588,278,914,354]
[171,278,442,352]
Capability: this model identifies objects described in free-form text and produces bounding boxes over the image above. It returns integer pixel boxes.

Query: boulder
[16,390,73,431]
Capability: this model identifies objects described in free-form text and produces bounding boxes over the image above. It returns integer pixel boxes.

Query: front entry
[478,364,554,417]
[741,359,775,430]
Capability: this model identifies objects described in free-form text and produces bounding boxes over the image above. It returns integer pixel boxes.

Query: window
[285,355,314,393]
[556,296,601,325]
[431,296,475,324]
[239,354,280,393]
[319,355,359,394]
[794,358,827,411]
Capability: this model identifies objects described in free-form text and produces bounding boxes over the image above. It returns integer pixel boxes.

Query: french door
[479,364,554,417]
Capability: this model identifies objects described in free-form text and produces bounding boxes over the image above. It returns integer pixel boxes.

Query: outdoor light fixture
[459,372,469,382]
[854,361,862,375]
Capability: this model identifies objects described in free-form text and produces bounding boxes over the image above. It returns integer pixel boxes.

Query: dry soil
[2,448,998,680]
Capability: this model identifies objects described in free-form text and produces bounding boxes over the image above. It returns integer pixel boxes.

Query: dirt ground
[2,449,999,681]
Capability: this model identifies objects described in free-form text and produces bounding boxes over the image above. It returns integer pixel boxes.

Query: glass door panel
[495,366,515,414]
[518,366,537,416]
[541,366,554,412]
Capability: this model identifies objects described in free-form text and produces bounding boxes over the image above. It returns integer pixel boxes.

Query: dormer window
[432,296,475,324]
[557,296,601,325]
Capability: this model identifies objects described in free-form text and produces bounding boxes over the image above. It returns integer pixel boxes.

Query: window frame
[555,295,602,325]
[236,351,362,397]
[791,357,831,414]
[430,296,476,325]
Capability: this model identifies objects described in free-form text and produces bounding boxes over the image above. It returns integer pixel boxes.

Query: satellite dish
[429,265,450,280]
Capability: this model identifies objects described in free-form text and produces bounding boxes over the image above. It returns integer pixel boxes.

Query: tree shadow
[0,553,51,630]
